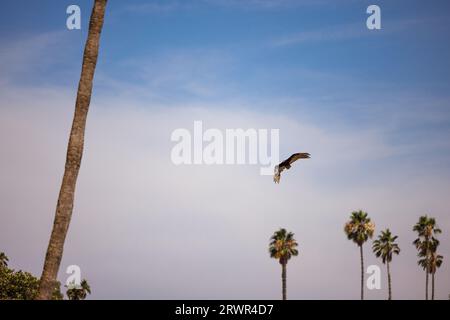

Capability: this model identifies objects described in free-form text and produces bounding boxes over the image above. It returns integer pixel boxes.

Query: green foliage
[372,229,400,264]
[0,267,39,300]
[344,210,375,246]
[269,228,299,264]
[66,279,91,300]
[0,252,63,300]
[413,215,443,273]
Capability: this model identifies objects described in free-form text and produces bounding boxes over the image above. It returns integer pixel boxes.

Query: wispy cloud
[122,0,341,14]
[124,2,185,14]
[202,0,325,9]
[0,31,68,84]
[272,23,366,47]
[94,48,237,104]
[271,18,425,47]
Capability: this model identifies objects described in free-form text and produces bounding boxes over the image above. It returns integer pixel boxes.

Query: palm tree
[429,247,443,300]
[66,279,91,300]
[372,229,400,300]
[413,215,442,300]
[37,0,108,300]
[0,252,8,268]
[269,228,299,300]
[418,239,444,300]
[344,210,375,300]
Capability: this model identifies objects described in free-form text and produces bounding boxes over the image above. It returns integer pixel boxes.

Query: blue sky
[3,1,450,93]
[1,0,450,299]
[9,0,448,179]
[2,0,450,135]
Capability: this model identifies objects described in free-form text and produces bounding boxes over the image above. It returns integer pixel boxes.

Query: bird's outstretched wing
[273,152,310,184]
[286,153,310,165]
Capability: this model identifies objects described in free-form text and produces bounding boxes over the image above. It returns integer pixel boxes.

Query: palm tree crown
[372,229,400,264]
[429,244,444,274]
[430,239,444,273]
[269,228,299,264]
[344,210,375,245]
[66,279,91,300]
[413,215,441,244]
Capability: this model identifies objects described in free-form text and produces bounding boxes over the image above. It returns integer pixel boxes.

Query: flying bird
[273,153,310,184]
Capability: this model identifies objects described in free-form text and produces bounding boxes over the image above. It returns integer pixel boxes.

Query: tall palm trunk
[281,262,287,300]
[386,260,392,300]
[425,245,429,300]
[425,238,430,300]
[37,0,108,300]
[360,244,364,300]
[431,271,435,300]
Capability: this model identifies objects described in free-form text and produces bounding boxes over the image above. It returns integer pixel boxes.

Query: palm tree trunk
[281,262,287,300]
[425,242,430,300]
[431,271,435,300]
[37,0,108,300]
[387,261,392,300]
[360,244,364,300]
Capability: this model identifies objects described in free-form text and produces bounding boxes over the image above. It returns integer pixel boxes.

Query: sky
[1,0,450,299]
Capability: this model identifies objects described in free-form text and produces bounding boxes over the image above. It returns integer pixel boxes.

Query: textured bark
[360,245,364,300]
[387,261,392,300]
[425,270,429,300]
[37,0,107,300]
[281,262,287,300]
